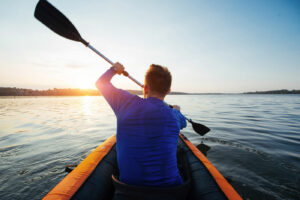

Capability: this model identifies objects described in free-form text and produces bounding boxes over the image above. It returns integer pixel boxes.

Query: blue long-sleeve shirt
[96,68,186,186]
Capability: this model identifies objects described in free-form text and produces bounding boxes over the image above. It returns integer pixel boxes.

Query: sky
[0,0,299,93]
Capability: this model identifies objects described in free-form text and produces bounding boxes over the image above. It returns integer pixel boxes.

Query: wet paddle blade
[190,120,210,136]
[34,0,87,44]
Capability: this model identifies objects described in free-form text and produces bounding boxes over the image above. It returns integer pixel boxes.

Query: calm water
[0,95,299,200]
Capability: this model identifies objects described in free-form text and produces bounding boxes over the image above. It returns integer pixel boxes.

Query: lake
[0,95,299,200]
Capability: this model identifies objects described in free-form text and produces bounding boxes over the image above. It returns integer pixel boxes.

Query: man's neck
[147,93,165,101]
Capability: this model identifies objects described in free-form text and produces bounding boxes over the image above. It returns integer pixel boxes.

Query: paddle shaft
[87,43,144,88]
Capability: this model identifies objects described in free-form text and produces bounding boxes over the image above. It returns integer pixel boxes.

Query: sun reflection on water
[81,96,93,116]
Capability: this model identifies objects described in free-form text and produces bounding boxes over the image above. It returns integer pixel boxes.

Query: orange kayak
[43,134,242,200]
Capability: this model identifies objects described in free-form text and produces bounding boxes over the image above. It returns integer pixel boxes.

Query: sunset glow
[75,79,96,90]
[0,0,299,93]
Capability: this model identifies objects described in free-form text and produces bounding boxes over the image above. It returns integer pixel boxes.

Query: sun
[76,79,97,90]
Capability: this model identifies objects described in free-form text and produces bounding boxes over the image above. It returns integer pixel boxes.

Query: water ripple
[0,95,300,200]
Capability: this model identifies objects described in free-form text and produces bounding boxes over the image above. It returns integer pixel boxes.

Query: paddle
[186,118,210,136]
[34,0,143,87]
[169,106,210,135]
[34,0,210,136]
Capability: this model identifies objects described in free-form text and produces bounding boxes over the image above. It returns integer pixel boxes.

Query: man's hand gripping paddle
[34,0,210,136]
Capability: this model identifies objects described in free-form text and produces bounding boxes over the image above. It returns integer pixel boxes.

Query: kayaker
[96,63,186,187]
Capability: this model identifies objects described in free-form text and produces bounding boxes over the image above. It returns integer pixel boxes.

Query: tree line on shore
[244,89,300,94]
[0,87,101,96]
[0,87,145,96]
[0,87,299,96]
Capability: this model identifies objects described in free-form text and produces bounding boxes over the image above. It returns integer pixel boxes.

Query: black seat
[112,175,190,200]
[112,143,191,200]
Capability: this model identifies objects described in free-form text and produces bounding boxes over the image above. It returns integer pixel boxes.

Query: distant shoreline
[0,87,299,96]
[243,89,300,94]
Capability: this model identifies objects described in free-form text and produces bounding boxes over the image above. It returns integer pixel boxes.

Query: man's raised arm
[95,63,135,115]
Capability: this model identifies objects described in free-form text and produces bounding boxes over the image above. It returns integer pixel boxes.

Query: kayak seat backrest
[110,144,192,200]
[70,145,117,200]
[110,139,192,200]
[112,174,191,200]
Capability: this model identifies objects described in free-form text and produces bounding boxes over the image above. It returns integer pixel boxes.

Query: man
[95,63,186,187]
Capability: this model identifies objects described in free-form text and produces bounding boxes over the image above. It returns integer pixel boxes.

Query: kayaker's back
[116,96,184,187]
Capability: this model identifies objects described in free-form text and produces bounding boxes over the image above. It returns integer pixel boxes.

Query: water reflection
[81,96,93,116]
[196,142,211,156]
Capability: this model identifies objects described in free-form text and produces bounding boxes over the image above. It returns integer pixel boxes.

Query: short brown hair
[145,64,172,96]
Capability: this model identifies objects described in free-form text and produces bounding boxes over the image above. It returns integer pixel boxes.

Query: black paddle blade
[189,120,210,136]
[34,0,88,45]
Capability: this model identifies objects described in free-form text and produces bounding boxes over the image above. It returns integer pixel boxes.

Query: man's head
[143,64,172,99]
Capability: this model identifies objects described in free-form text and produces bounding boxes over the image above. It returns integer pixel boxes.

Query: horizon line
[0,86,299,95]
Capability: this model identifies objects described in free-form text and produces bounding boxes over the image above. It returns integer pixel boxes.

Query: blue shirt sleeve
[95,68,136,116]
[172,109,187,130]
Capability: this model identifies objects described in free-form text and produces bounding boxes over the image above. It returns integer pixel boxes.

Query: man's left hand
[172,105,181,111]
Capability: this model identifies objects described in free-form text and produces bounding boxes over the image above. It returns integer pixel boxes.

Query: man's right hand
[112,62,124,75]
